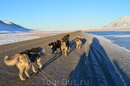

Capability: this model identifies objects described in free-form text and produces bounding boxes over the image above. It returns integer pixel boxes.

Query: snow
[102,16,130,29]
[94,35,112,43]
[0,20,30,32]
[95,35,130,52]
[1,20,13,24]
[1,30,130,85]
[0,32,38,45]
[0,20,35,45]
[0,20,66,45]
[0,31,65,45]
[0,20,75,45]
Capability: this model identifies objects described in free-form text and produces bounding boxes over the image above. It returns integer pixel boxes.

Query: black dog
[48,40,61,55]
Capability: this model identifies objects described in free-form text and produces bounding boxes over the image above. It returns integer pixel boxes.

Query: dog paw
[27,76,31,78]
[21,79,26,81]
[33,71,37,73]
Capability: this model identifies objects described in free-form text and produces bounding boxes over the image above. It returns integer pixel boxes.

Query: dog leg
[32,64,37,73]
[52,50,54,54]
[76,44,78,49]
[80,44,83,48]
[62,49,65,56]
[55,50,58,56]
[78,45,80,49]
[64,50,67,57]
[79,44,82,49]
[24,64,31,78]
[37,58,42,69]
[61,49,63,55]
[54,51,57,55]
[17,64,26,81]
[67,47,70,52]
[59,48,62,55]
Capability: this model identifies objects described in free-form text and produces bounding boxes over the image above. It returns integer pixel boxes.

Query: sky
[0,0,130,31]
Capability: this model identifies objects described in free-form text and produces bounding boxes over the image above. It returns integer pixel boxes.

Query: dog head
[64,34,70,39]
[39,48,45,57]
[57,40,61,43]
[61,37,66,42]
[62,34,70,42]
[48,42,55,48]
[31,47,45,56]
[66,34,70,37]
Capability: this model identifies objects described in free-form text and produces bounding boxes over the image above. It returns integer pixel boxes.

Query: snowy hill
[102,16,130,29]
[0,20,31,33]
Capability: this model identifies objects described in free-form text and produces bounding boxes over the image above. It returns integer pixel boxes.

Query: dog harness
[27,52,39,62]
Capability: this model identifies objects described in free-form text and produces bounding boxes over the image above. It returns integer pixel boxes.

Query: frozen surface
[0,30,66,45]
[86,31,130,51]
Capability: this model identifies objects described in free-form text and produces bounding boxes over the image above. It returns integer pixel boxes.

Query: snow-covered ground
[0,30,68,45]
[0,31,37,45]
[0,20,74,45]
[0,29,76,45]
[95,35,130,52]
[0,20,76,45]
[86,30,130,54]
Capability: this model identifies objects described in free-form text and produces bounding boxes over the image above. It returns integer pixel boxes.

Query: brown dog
[61,34,70,57]
[4,47,45,81]
[61,34,70,42]
[75,36,82,49]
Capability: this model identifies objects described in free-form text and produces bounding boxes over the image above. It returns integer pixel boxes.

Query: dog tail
[4,54,19,66]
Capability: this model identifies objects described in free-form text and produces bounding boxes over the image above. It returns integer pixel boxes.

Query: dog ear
[39,47,42,51]
[25,50,28,53]
[48,43,51,46]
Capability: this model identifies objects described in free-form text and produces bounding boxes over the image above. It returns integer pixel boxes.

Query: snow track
[0,31,130,86]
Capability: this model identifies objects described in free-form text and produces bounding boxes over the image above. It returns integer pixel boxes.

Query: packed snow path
[0,31,130,86]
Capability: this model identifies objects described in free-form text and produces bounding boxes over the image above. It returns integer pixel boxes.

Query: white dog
[4,47,45,81]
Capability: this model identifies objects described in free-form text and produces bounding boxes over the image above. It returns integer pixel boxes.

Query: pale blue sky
[0,0,130,30]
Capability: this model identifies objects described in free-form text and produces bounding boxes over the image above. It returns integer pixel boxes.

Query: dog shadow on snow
[34,38,87,76]
[37,38,84,65]
[39,39,77,71]
[32,53,62,76]
[41,52,62,70]
[41,38,87,70]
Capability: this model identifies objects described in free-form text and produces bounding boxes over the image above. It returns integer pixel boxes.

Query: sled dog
[75,36,82,49]
[48,40,61,55]
[4,47,45,81]
[61,40,70,57]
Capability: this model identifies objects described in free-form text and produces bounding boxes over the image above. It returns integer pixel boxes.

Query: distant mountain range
[102,16,130,29]
[0,20,31,33]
